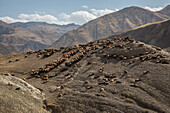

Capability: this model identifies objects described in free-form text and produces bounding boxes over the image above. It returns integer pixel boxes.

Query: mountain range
[51,5,170,49]
[1,5,170,113]
[10,22,78,35]
[0,5,170,56]
[0,21,78,55]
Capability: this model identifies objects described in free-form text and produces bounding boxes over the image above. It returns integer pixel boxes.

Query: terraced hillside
[0,37,170,113]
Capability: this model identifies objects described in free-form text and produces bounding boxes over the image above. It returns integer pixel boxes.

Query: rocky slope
[0,21,79,55]
[0,73,49,113]
[105,19,170,51]
[0,37,170,113]
[51,5,170,48]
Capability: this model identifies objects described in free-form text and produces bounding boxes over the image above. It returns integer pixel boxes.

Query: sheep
[138,44,144,47]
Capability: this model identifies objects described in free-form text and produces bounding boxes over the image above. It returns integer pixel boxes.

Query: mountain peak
[124,6,143,9]
[159,4,170,11]
[164,4,170,8]
[157,4,170,16]
[52,5,169,49]
[119,6,152,13]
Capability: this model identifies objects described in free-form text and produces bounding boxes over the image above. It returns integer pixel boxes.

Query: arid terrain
[105,19,170,51]
[1,0,170,112]
[0,37,170,113]
[0,21,78,55]
[1,5,169,56]
[52,5,170,49]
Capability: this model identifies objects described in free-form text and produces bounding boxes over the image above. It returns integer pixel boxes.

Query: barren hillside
[0,21,79,55]
[52,6,169,48]
[0,37,170,113]
[105,19,170,51]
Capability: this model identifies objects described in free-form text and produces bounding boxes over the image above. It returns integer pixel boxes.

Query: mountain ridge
[0,21,79,55]
[105,19,170,50]
[157,5,170,17]
[10,22,79,34]
[51,5,170,49]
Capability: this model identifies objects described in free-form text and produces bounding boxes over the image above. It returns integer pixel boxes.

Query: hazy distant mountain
[0,21,79,55]
[0,20,15,34]
[0,21,47,55]
[10,22,79,46]
[52,6,170,48]
[0,43,18,55]
[10,22,79,35]
[106,19,170,51]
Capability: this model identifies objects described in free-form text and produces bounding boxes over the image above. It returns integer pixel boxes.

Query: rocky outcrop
[0,73,49,113]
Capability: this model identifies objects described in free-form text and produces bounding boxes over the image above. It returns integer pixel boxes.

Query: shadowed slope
[105,19,170,50]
